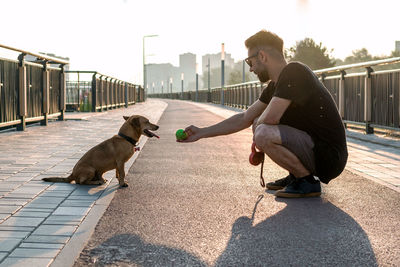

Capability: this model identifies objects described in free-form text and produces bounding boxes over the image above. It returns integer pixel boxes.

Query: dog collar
[118,132,138,146]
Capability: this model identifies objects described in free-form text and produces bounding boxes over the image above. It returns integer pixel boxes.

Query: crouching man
[179,30,348,198]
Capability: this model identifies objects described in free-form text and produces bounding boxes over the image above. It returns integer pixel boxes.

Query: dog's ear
[123,116,129,121]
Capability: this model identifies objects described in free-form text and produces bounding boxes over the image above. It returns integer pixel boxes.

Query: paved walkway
[0,99,398,266]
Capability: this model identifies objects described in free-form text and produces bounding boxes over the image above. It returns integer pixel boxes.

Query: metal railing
[0,44,145,131]
[149,57,400,134]
[65,71,144,112]
[0,44,68,131]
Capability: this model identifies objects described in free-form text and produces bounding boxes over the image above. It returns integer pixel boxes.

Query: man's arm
[180,100,267,142]
[255,96,291,127]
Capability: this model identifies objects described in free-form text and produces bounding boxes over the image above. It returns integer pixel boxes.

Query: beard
[257,68,270,83]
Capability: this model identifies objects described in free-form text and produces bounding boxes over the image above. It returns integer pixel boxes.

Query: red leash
[259,159,265,187]
[249,142,265,188]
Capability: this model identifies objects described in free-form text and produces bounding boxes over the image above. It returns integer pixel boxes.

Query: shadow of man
[80,195,377,266]
[214,195,377,266]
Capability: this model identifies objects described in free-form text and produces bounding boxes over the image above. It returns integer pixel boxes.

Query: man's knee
[254,124,281,149]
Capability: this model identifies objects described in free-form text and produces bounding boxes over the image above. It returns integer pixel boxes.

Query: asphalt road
[74,100,400,267]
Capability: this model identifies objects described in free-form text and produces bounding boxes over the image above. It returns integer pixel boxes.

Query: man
[179,30,348,198]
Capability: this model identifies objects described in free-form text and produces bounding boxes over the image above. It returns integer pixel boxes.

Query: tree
[343,48,373,64]
[287,38,335,70]
[391,50,400,57]
[339,48,400,72]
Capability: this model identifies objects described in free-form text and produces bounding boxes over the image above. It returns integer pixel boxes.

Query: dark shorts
[278,125,316,174]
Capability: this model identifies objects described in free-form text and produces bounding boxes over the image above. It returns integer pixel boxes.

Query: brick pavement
[0,99,167,266]
[0,99,399,266]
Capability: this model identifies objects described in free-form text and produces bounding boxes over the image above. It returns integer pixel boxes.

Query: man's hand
[177,125,203,143]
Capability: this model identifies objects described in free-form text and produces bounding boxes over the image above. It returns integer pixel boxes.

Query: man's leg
[254,124,321,198]
[253,124,310,178]
[252,118,293,189]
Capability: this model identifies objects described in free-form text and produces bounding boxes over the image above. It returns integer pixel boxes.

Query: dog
[42,115,159,187]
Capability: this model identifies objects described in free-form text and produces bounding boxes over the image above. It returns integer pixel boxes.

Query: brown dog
[42,115,159,187]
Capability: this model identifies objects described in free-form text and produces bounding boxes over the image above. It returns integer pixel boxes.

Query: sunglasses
[245,51,259,67]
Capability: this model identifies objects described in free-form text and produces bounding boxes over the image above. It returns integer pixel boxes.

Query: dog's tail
[42,174,74,183]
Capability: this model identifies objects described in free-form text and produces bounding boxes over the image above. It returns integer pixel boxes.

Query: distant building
[146,52,203,94]
[396,41,400,52]
[146,50,238,94]
[146,63,180,94]
[179,53,196,90]
[201,52,235,75]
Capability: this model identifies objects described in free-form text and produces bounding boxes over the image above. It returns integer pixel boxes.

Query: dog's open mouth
[144,129,159,138]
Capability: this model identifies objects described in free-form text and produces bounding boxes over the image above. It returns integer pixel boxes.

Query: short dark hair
[245,30,284,57]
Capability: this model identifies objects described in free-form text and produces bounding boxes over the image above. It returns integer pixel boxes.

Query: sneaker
[275,177,321,198]
[266,174,295,190]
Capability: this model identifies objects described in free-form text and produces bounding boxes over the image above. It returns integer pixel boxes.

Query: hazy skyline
[1,0,399,84]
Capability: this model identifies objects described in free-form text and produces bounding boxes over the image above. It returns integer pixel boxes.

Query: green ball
[176,129,188,140]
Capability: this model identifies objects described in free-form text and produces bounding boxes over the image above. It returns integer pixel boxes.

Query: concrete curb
[50,102,168,266]
[345,130,400,149]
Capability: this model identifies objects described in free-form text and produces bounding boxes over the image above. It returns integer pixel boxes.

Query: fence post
[99,75,103,112]
[110,79,114,108]
[105,77,109,110]
[320,73,326,84]
[125,82,128,108]
[41,62,49,126]
[59,65,66,121]
[364,67,374,134]
[91,73,97,112]
[115,80,118,107]
[195,73,199,102]
[17,53,27,131]
[338,70,346,119]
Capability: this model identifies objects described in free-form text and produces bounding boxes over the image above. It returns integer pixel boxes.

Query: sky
[1,0,399,84]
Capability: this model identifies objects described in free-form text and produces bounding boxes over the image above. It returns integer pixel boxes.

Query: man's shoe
[266,174,295,190]
[275,177,321,198]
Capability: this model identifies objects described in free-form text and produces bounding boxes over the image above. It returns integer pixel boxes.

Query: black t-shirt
[259,62,348,183]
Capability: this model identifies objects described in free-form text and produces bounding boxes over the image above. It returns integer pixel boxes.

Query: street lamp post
[170,77,173,99]
[195,63,199,102]
[221,43,225,106]
[207,57,211,102]
[143,34,158,99]
[181,73,184,100]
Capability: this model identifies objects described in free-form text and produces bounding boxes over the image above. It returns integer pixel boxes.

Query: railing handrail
[207,81,261,91]
[202,57,400,90]
[0,43,69,65]
[314,57,400,75]
[66,70,139,86]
